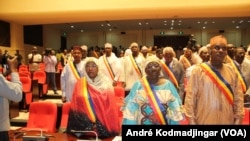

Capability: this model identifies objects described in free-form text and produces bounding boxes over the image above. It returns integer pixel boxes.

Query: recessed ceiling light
[138,22,142,25]
[70,25,74,28]
[197,21,200,24]
[236,25,240,29]
[203,26,206,29]
[232,21,235,23]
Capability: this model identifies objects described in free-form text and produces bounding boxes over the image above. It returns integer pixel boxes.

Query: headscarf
[72,46,83,52]
[142,55,161,76]
[83,57,113,91]
[81,45,88,51]
[198,46,208,56]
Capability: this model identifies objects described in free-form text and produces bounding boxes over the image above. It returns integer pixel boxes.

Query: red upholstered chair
[22,101,58,133]
[19,76,33,109]
[114,86,125,126]
[59,102,71,133]
[39,63,45,71]
[18,71,31,78]
[33,70,48,98]
[18,67,29,72]
[242,108,250,125]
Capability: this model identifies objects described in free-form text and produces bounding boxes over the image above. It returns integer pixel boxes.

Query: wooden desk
[9,130,115,141]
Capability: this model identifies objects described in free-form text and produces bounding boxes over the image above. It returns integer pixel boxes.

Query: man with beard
[184,35,244,124]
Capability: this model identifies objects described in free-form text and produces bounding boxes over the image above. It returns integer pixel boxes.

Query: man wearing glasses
[184,35,244,125]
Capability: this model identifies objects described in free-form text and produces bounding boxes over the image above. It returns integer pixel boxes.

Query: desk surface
[9,130,115,141]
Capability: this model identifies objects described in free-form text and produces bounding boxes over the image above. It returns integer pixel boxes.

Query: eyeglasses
[85,65,97,68]
[212,45,227,51]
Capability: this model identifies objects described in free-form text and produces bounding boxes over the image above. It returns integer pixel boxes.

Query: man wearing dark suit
[161,46,185,104]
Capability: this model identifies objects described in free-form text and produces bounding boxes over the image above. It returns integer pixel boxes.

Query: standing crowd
[0,34,249,140]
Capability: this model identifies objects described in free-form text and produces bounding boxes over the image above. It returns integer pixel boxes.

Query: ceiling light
[80,29,84,32]
[197,21,200,24]
[203,26,206,29]
[232,21,235,23]
[239,20,244,24]
[236,25,240,29]
[138,22,142,25]
[70,25,74,28]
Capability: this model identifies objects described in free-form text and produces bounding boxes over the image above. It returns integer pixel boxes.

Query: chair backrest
[113,87,125,126]
[26,101,58,133]
[39,63,45,71]
[18,65,29,71]
[20,76,32,93]
[59,102,71,132]
[19,71,31,78]
[33,70,46,84]
[114,86,125,98]
[242,108,249,125]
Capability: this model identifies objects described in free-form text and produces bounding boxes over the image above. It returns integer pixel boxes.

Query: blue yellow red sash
[141,77,166,124]
[181,56,191,68]
[159,60,179,88]
[129,55,142,77]
[81,77,96,123]
[69,61,81,80]
[226,56,247,93]
[200,63,234,105]
[103,56,115,80]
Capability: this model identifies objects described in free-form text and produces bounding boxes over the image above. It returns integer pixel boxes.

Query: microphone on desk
[21,128,49,141]
[71,129,98,141]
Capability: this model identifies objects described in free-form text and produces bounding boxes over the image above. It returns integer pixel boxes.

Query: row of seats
[19,86,126,133]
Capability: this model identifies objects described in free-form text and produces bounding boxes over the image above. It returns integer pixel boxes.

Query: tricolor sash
[200,62,234,105]
[226,56,247,93]
[159,60,179,88]
[181,56,191,68]
[81,77,96,123]
[69,61,81,80]
[103,56,115,80]
[141,77,167,124]
[129,55,142,77]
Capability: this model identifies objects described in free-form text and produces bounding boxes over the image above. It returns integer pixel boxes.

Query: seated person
[66,57,120,138]
[122,56,184,125]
